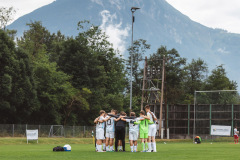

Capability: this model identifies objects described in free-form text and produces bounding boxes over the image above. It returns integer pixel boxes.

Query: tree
[0,7,16,30]
[149,46,186,104]
[182,58,208,103]
[126,39,151,97]
[201,65,238,104]
[17,21,89,125]
[0,29,39,123]
[57,22,127,124]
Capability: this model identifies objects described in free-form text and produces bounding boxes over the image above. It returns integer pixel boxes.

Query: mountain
[8,0,240,89]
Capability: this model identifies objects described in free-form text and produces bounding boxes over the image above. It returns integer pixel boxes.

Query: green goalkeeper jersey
[134,118,153,133]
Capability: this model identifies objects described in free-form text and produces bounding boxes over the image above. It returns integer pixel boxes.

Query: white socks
[134,146,137,152]
[110,146,114,151]
[106,145,109,151]
[148,142,151,151]
[97,145,102,151]
[102,143,106,150]
[130,146,133,152]
[152,142,157,152]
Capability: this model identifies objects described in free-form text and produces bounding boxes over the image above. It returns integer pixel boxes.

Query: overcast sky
[1,0,240,33]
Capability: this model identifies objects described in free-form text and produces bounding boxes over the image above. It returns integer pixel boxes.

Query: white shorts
[148,124,157,137]
[96,128,105,140]
[106,130,114,139]
[129,130,139,141]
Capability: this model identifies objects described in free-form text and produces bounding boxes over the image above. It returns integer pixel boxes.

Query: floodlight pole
[130,7,140,111]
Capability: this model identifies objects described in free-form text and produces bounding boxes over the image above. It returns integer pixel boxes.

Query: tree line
[0,19,238,125]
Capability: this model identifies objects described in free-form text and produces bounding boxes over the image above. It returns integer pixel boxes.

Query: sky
[1,0,240,34]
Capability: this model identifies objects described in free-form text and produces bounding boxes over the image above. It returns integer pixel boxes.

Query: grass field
[0,138,239,160]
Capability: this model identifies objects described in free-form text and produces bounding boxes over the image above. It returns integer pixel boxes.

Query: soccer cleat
[119,149,123,152]
[146,150,151,152]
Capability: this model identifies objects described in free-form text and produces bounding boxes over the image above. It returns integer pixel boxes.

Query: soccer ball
[63,144,71,151]
[195,142,197,144]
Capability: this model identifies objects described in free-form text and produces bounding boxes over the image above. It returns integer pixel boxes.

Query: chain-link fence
[0,124,130,138]
[0,124,94,138]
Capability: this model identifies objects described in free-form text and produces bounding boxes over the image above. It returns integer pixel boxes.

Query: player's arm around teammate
[121,112,139,152]
[145,105,157,152]
[95,110,108,152]
[105,109,116,152]
[134,110,149,152]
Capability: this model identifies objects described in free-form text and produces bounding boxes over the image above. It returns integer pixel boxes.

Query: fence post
[39,125,40,137]
[13,124,14,137]
[73,126,75,137]
[188,104,190,136]
[167,104,169,128]
[84,126,86,137]
[232,104,234,136]
[209,104,211,135]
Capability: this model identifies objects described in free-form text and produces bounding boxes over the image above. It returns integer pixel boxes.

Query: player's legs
[151,125,157,152]
[109,132,114,151]
[132,131,138,152]
[133,140,138,152]
[144,133,149,152]
[102,138,106,151]
[105,137,109,151]
[97,129,104,152]
[129,131,134,152]
[120,127,126,151]
[105,130,110,151]
[141,138,145,152]
[115,127,120,151]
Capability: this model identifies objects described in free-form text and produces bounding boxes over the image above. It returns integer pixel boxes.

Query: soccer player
[104,109,116,152]
[134,110,153,152]
[145,105,158,152]
[121,112,140,152]
[115,111,127,152]
[234,126,239,144]
[94,110,107,152]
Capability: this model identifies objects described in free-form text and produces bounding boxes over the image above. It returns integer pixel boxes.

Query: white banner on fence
[211,125,231,136]
[26,129,38,144]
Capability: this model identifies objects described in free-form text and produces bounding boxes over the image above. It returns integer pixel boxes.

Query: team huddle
[94,105,158,152]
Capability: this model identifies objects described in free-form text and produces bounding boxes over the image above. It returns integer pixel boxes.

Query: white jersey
[105,116,115,132]
[126,117,141,132]
[96,116,105,130]
[234,128,238,135]
[147,111,157,124]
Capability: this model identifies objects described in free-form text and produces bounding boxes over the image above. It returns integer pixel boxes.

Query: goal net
[193,90,240,142]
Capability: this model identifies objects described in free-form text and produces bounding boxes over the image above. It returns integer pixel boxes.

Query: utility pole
[159,56,165,137]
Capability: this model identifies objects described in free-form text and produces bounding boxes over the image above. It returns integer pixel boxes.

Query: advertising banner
[211,125,231,136]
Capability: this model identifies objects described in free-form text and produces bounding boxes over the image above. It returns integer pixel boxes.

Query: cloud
[99,10,130,54]
[0,0,56,22]
[90,0,103,6]
[166,0,240,33]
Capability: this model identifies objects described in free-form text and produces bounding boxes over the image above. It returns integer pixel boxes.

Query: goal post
[193,90,240,142]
